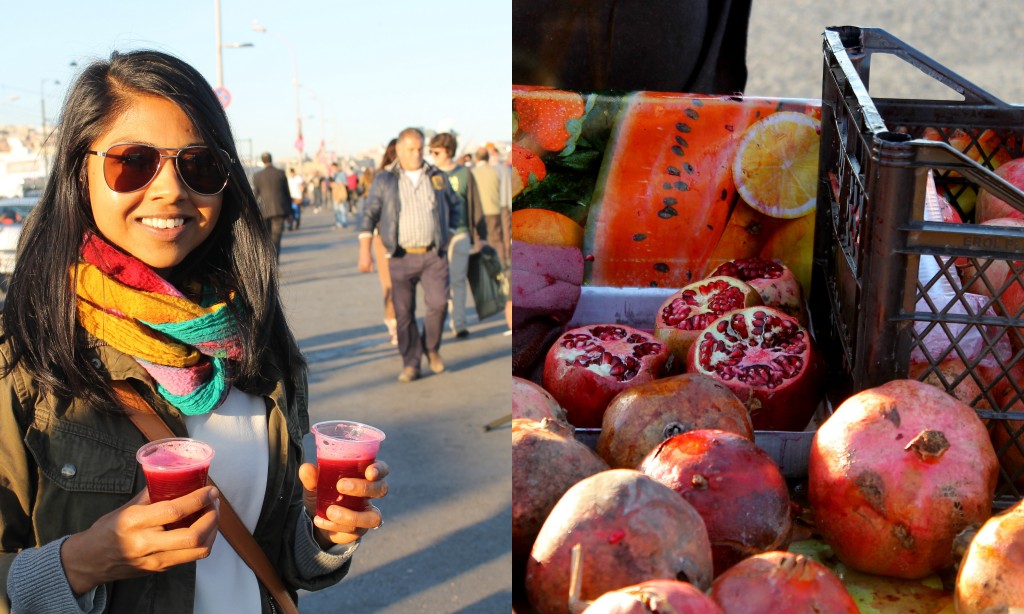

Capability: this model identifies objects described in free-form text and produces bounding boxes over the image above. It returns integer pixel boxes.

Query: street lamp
[214,0,252,90]
[252,19,303,159]
[306,87,328,162]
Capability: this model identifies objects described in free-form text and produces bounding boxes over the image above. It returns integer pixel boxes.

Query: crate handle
[825,26,1010,108]
[912,140,1024,218]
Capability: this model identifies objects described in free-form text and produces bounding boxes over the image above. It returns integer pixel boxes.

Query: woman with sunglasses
[0,50,389,613]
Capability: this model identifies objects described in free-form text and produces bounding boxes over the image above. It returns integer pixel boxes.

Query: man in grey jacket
[358,128,464,382]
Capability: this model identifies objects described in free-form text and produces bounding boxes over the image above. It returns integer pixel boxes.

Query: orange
[733,112,820,219]
[511,208,584,248]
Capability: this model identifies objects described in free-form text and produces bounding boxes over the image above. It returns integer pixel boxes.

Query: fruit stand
[512,25,1024,614]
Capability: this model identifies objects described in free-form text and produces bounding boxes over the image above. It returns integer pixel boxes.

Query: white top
[403,167,424,186]
[288,174,305,200]
[185,387,269,614]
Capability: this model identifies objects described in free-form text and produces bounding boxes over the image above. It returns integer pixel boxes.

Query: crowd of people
[257,129,512,384]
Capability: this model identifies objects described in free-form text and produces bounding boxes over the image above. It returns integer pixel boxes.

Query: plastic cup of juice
[137,438,215,529]
[311,420,385,519]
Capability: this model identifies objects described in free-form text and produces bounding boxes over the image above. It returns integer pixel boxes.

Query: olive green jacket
[0,336,351,613]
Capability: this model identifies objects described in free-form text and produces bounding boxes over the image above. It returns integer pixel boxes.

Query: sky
[0,1,511,163]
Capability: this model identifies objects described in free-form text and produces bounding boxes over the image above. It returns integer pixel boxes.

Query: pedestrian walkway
[277,208,512,613]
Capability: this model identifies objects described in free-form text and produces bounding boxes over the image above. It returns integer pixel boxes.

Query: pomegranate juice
[316,456,373,517]
[310,420,385,520]
[137,439,214,530]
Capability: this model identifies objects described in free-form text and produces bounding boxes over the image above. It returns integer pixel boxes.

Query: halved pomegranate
[654,276,762,361]
[543,324,674,428]
[686,306,822,431]
[709,257,807,324]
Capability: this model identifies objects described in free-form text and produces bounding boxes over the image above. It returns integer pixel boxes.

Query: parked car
[0,197,38,298]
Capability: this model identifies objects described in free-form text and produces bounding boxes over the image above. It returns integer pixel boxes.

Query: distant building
[0,131,46,198]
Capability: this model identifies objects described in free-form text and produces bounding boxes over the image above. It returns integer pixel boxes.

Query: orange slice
[511,208,584,248]
[733,112,820,219]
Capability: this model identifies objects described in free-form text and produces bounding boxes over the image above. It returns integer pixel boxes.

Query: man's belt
[403,244,434,254]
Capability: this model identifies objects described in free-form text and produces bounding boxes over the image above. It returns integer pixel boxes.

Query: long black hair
[2,49,305,408]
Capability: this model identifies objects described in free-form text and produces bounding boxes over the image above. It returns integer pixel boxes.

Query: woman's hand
[298,461,389,548]
[61,486,220,595]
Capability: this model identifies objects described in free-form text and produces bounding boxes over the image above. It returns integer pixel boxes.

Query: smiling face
[86,93,223,276]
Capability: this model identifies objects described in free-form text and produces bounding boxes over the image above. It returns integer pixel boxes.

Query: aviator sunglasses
[86,143,232,195]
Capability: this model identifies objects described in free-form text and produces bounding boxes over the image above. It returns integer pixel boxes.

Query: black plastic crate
[811,26,1024,506]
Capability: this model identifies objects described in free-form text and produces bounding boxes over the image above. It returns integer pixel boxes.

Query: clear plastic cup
[137,438,215,529]
[311,420,385,518]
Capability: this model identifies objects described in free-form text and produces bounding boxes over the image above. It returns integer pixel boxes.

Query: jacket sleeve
[359,177,384,235]
[464,171,484,244]
[0,362,30,611]
[275,371,355,593]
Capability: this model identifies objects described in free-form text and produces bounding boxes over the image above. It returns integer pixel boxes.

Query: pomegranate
[654,276,762,362]
[975,157,1024,223]
[955,498,1024,612]
[640,429,792,575]
[512,376,568,423]
[583,580,724,614]
[709,551,858,614]
[512,418,609,569]
[909,358,990,409]
[597,373,753,469]
[526,469,713,614]
[543,324,674,428]
[686,306,822,431]
[710,257,807,324]
[990,390,1024,491]
[960,218,1024,308]
[808,379,998,579]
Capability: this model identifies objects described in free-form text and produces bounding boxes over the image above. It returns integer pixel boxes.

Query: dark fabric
[467,245,507,321]
[512,0,751,94]
[360,164,464,256]
[443,165,486,243]
[265,215,286,258]
[464,170,487,246]
[252,165,293,219]
[388,251,449,369]
[484,214,508,269]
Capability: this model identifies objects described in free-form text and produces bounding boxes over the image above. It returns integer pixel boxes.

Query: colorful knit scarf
[74,233,242,415]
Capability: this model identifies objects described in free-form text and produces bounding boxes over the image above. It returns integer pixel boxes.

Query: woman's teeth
[141,218,186,229]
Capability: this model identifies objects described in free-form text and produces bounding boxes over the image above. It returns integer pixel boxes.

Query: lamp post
[252,19,303,159]
[214,0,252,90]
[306,87,328,163]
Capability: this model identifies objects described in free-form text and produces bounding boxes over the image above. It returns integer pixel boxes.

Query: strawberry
[511,143,546,198]
[513,87,586,153]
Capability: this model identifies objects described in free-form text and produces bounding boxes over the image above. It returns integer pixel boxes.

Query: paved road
[745,1,1024,104]
[274,208,511,613]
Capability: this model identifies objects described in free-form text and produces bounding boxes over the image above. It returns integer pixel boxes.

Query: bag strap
[110,380,300,614]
